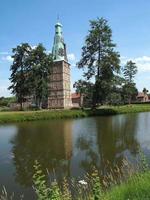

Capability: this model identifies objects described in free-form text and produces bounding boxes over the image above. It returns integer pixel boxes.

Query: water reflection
[1,113,150,198]
[75,115,140,175]
[10,120,73,187]
[96,115,140,175]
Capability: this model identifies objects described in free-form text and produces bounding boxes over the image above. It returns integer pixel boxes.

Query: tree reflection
[76,135,100,171]
[10,120,73,187]
[76,115,140,177]
[10,114,141,187]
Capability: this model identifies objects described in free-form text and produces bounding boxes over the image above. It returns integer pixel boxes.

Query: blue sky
[1,0,150,96]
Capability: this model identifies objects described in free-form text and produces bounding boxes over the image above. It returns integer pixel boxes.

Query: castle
[10,22,81,110]
[48,22,72,109]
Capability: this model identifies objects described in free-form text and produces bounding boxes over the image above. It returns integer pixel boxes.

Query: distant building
[137,92,149,102]
[71,93,81,107]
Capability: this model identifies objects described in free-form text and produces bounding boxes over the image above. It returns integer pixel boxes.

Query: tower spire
[52,20,68,62]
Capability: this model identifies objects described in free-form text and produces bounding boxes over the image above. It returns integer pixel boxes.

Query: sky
[1,0,150,97]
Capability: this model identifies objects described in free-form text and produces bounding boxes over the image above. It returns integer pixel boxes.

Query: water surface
[0,112,150,199]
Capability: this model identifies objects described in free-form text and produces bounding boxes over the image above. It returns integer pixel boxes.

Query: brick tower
[48,22,72,109]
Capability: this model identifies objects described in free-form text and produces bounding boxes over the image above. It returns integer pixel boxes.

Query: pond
[0,112,150,199]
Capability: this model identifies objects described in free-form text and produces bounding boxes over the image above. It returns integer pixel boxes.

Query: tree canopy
[77,18,120,106]
[9,43,53,109]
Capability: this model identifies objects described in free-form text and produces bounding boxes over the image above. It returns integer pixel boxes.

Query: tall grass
[31,152,150,200]
[1,153,150,200]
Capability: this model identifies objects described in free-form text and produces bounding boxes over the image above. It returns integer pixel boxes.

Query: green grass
[0,109,88,123]
[32,160,150,200]
[0,104,150,124]
[1,156,150,199]
[104,172,150,200]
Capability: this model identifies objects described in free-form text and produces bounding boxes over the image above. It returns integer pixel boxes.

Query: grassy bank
[1,167,150,200]
[0,104,150,124]
[104,171,150,200]
[31,160,150,200]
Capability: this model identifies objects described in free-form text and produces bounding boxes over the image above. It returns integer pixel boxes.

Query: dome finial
[55,14,62,27]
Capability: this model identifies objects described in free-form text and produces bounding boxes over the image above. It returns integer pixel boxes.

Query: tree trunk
[20,101,23,111]
[128,95,131,104]
[80,94,84,108]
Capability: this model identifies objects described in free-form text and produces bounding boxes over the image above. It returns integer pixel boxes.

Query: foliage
[33,160,62,200]
[122,61,138,104]
[62,178,72,200]
[50,181,62,200]
[8,43,52,110]
[139,150,149,172]
[28,44,53,108]
[123,60,137,83]
[0,97,16,107]
[33,160,50,200]
[77,17,120,106]
[32,158,150,200]
[143,87,149,96]
[8,43,32,110]
[122,82,138,104]
[91,168,103,199]
[103,171,150,200]
[73,80,94,107]
[106,92,122,106]
[1,153,150,200]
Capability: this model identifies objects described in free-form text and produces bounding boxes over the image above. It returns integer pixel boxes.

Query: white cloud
[121,56,150,73]
[1,55,13,62]
[0,80,11,97]
[68,53,76,62]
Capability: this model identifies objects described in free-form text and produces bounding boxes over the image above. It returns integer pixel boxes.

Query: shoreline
[0,104,150,124]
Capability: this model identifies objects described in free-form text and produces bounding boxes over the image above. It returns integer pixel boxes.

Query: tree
[143,88,148,95]
[122,83,138,104]
[77,18,120,106]
[106,75,125,105]
[73,80,94,107]
[9,43,53,110]
[8,43,32,110]
[28,44,53,108]
[143,87,149,102]
[123,61,138,104]
[123,61,137,83]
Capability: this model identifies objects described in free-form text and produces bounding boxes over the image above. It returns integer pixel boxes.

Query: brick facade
[48,60,72,109]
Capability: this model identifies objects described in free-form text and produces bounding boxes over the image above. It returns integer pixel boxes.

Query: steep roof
[71,93,80,99]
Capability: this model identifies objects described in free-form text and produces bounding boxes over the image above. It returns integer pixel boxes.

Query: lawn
[0,104,150,124]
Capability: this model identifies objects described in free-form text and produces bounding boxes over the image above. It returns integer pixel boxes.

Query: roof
[137,92,145,98]
[71,93,80,99]
[55,22,62,27]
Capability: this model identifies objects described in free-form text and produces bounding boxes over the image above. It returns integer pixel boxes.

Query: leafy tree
[8,43,32,110]
[123,60,137,83]
[28,44,53,108]
[77,17,120,106]
[0,96,16,107]
[106,75,125,105]
[73,80,94,107]
[142,88,149,102]
[143,88,149,95]
[122,83,138,104]
[123,61,138,104]
[9,43,52,110]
